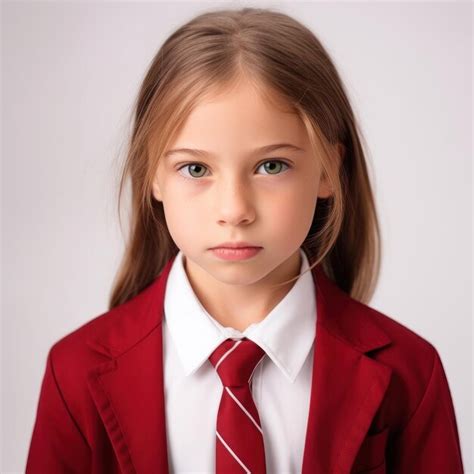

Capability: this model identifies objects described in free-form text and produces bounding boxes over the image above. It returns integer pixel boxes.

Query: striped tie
[208,337,267,473]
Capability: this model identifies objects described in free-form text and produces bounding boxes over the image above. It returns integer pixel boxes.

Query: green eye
[259,161,288,175]
[177,160,291,179]
[184,163,207,178]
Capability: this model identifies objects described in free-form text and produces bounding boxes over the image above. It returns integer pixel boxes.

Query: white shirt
[163,247,317,473]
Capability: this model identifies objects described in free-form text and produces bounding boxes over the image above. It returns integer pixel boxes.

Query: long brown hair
[108,7,381,309]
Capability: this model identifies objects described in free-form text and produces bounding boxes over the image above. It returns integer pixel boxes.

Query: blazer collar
[86,254,393,473]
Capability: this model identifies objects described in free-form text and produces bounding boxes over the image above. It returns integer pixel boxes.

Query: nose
[216,178,256,226]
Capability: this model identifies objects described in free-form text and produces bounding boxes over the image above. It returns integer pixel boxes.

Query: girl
[26,7,464,474]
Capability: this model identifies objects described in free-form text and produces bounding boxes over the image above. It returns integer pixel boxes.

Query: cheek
[267,187,316,233]
[161,192,205,246]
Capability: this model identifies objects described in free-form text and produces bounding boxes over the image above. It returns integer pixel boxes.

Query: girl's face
[152,78,335,287]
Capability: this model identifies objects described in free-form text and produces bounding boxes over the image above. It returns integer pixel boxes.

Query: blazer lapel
[302,266,393,473]
[85,255,392,474]
[86,256,175,473]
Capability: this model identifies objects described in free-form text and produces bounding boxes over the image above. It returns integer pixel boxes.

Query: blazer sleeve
[25,345,91,473]
[388,347,464,473]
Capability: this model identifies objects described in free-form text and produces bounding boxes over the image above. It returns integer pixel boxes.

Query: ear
[152,175,163,202]
[317,143,345,198]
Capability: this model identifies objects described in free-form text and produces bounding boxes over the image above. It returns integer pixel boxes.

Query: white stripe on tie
[248,354,266,383]
[216,429,250,473]
[225,386,263,435]
[215,340,242,370]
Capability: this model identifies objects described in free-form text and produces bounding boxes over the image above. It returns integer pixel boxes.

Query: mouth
[209,242,262,250]
[209,246,263,260]
[211,246,262,250]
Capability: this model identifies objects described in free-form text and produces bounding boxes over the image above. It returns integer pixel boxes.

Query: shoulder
[43,273,164,406]
[316,263,445,431]
[360,299,437,364]
[44,304,126,405]
[352,299,445,430]
[318,267,438,379]
[55,255,175,354]
[44,259,174,392]
[50,275,161,371]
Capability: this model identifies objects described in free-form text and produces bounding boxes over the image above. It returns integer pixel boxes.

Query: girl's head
[110,7,381,309]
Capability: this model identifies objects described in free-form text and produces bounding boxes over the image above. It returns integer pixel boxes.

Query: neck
[183,250,302,332]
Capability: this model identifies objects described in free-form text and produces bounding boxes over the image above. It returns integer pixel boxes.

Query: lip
[210,247,262,261]
[210,241,262,249]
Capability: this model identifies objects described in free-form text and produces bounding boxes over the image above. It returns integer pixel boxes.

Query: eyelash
[175,159,292,180]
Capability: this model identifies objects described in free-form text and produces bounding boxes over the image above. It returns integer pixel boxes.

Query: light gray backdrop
[2,1,472,472]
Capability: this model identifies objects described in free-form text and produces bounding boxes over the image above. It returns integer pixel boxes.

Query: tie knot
[208,337,266,387]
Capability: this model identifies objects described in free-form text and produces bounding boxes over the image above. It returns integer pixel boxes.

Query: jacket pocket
[351,426,389,473]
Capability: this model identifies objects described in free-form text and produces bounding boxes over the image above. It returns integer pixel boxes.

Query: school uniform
[26,248,464,473]
[163,248,315,472]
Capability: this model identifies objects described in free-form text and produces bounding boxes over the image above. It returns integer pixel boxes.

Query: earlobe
[152,179,163,202]
[317,143,345,199]
[317,176,333,199]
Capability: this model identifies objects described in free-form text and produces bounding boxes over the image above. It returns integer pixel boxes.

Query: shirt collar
[164,248,316,383]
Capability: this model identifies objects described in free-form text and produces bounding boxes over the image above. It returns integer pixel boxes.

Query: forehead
[167,79,309,154]
[164,142,306,160]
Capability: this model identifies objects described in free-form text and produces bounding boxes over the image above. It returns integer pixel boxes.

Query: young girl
[26,7,464,474]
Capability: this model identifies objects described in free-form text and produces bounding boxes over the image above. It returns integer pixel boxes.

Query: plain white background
[2,1,472,472]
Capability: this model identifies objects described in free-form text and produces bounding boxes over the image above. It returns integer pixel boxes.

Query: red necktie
[208,337,267,473]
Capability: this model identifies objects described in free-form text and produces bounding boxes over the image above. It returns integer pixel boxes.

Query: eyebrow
[164,143,305,159]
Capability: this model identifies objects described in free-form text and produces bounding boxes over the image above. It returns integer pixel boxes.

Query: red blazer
[26,256,464,473]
